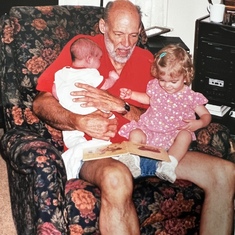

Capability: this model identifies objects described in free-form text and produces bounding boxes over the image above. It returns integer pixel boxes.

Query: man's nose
[122,35,130,47]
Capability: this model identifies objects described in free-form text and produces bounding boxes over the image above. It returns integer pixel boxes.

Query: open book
[83,141,170,162]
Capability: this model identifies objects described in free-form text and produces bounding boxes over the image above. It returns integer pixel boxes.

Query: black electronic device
[193,15,235,133]
[147,36,190,55]
[193,16,235,108]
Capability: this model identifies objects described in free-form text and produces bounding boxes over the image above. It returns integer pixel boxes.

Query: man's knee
[99,162,134,193]
[206,159,235,193]
[217,161,235,188]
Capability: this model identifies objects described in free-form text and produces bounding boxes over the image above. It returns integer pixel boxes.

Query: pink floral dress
[119,79,208,149]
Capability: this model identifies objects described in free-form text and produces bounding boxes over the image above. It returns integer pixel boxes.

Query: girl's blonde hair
[151,44,194,86]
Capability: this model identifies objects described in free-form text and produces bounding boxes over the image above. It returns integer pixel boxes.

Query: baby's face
[90,50,102,69]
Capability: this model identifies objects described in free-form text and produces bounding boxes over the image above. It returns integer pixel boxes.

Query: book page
[83,142,128,161]
[83,141,169,162]
[125,141,170,162]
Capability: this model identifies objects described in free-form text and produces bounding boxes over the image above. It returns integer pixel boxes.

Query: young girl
[119,44,211,183]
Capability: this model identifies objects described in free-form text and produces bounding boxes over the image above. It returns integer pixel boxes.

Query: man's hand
[71,83,125,113]
[33,92,118,140]
[76,110,118,140]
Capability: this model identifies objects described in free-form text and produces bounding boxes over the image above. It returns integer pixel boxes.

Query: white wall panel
[58,0,210,54]
[58,0,167,29]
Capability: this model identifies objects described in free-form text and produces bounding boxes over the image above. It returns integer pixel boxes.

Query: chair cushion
[65,177,204,234]
[193,123,230,158]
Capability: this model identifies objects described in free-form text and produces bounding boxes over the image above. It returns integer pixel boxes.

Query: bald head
[104,0,142,26]
[99,0,142,64]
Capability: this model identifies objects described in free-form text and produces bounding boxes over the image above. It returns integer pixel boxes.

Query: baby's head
[70,37,102,69]
[151,44,194,86]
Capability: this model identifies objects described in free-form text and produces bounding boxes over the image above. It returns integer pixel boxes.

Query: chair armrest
[0,127,65,174]
[194,123,231,159]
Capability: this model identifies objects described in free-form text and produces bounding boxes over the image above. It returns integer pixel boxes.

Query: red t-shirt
[36,34,154,142]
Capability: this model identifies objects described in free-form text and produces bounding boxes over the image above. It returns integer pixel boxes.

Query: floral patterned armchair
[0,5,231,235]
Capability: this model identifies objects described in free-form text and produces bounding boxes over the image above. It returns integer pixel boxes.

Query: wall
[58,0,210,55]
[59,0,224,54]
[59,0,167,29]
[166,0,209,55]
[4,0,220,56]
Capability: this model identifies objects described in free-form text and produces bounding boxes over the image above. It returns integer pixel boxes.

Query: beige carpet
[0,130,17,234]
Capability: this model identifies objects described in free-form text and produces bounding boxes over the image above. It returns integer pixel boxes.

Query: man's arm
[33,92,118,140]
[124,105,146,122]
[71,83,145,121]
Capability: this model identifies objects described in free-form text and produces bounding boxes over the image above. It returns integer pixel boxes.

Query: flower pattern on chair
[0,5,230,235]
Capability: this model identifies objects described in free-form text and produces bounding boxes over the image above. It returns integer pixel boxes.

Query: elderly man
[33,1,235,234]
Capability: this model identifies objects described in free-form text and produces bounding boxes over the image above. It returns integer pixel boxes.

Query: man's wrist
[120,101,130,115]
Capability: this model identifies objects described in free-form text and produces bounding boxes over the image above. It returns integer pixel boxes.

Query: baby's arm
[52,83,59,100]
[182,105,211,132]
[120,88,150,105]
[100,70,119,90]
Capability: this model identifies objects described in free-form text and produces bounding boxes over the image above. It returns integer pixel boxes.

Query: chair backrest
[0,5,148,150]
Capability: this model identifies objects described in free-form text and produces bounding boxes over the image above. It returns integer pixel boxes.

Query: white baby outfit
[54,67,112,179]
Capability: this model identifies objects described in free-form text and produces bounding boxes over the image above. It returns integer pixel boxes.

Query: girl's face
[158,71,185,94]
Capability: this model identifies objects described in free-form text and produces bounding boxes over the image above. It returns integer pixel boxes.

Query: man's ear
[99,18,106,34]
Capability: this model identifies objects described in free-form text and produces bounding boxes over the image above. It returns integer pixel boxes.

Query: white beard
[104,33,135,64]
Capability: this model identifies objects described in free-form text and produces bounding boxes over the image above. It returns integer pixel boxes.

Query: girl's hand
[120,88,132,99]
[180,119,203,132]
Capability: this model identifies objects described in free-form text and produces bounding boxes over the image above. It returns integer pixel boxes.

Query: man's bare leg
[176,151,235,235]
[80,158,140,235]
